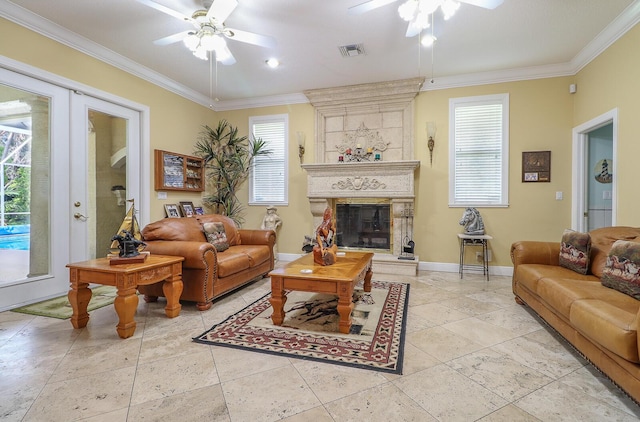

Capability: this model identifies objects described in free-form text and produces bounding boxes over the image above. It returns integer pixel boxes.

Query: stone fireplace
[302,78,423,275]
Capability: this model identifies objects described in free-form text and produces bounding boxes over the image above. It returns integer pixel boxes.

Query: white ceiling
[1,0,639,110]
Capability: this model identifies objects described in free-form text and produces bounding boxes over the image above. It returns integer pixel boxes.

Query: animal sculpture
[459,207,485,235]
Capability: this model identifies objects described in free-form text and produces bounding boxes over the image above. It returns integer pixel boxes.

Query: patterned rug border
[193,281,410,374]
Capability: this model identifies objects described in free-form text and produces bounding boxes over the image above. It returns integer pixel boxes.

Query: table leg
[363,267,373,293]
[68,269,92,329]
[337,282,354,334]
[269,276,286,326]
[162,272,183,318]
[114,286,138,339]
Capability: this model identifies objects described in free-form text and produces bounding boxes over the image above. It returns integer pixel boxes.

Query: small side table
[458,233,492,280]
[66,254,184,339]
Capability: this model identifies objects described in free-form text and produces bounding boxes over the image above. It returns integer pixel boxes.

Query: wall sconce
[297,131,305,164]
[426,122,436,166]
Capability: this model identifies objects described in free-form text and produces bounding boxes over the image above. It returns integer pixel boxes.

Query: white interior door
[69,94,141,263]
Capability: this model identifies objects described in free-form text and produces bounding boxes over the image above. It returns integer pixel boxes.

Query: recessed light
[266,58,280,68]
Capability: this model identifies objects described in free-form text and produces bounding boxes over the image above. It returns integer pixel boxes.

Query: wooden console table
[268,251,373,334]
[66,254,184,339]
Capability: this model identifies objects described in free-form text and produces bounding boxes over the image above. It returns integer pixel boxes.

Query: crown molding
[2,0,639,110]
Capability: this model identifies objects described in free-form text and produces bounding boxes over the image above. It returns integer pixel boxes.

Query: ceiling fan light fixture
[183,32,200,50]
[193,46,209,60]
[441,0,460,20]
[421,34,437,47]
[398,0,418,21]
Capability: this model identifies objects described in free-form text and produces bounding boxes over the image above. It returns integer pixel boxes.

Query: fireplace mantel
[302,160,420,199]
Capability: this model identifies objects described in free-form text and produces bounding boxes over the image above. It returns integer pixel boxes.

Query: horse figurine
[459,207,485,235]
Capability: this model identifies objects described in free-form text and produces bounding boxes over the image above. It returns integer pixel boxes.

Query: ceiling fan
[349,0,503,38]
[136,0,276,64]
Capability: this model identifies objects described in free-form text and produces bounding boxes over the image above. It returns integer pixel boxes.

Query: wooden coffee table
[66,254,184,339]
[268,251,373,334]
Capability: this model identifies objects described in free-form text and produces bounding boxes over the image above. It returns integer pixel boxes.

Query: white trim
[571,109,618,231]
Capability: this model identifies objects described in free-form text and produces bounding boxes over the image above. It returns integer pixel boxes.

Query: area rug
[11,285,118,319]
[194,280,409,374]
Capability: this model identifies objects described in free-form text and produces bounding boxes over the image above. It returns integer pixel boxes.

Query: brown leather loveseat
[138,214,276,311]
[511,226,640,402]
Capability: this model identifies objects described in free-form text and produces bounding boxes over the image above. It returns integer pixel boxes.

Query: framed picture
[180,201,195,217]
[164,204,180,218]
[194,206,205,215]
[522,151,551,182]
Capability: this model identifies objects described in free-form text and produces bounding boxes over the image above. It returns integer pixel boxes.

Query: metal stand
[458,233,492,280]
[399,205,415,260]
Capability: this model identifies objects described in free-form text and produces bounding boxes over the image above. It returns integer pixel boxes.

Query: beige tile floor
[1,270,639,421]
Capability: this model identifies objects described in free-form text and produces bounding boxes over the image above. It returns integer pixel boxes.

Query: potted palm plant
[193,119,269,226]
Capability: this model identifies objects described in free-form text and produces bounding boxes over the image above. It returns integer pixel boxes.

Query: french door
[69,94,141,263]
[0,65,145,310]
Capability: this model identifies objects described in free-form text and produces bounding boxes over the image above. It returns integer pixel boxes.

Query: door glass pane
[88,110,127,259]
[0,84,50,283]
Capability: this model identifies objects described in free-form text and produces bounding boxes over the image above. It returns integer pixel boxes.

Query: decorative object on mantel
[459,207,485,235]
[426,121,436,166]
[313,207,338,265]
[399,204,415,260]
[336,122,389,163]
[297,131,305,164]
[193,120,270,226]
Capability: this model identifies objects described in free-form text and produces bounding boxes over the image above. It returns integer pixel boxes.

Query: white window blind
[449,94,509,207]
[249,114,288,205]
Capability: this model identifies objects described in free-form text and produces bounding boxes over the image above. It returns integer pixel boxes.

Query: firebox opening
[334,199,392,252]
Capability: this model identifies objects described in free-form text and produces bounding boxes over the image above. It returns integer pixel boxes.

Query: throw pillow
[601,240,640,300]
[203,222,229,252]
[559,229,591,275]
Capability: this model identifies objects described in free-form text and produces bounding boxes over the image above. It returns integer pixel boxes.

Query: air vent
[339,43,366,58]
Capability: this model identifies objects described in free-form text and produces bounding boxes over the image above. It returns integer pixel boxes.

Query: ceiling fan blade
[153,31,191,46]
[135,0,192,21]
[217,49,237,65]
[226,28,276,49]
[348,0,400,15]
[458,0,504,9]
[207,0,239,23]
[405,20,421,38]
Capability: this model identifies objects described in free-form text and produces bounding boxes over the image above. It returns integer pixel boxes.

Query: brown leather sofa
[138,214,276,311]
[511,226,640,403]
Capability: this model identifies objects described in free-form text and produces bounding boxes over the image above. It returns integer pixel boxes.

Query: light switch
[157,191,167,200]
[555,191,563,200]
[603,190,612,200]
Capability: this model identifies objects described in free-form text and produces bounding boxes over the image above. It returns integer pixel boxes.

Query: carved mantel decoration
[332,176,386,191]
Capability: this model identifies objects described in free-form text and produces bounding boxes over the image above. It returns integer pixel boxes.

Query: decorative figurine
[459,207,485,235]
[313,207,338,266]
[261,206,282,259]
[111,230,146,258]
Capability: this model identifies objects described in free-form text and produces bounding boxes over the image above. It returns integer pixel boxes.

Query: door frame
[0,55,150,310]
[571,108,618,231]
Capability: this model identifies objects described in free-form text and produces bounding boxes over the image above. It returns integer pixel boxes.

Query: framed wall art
[165,204,180,218]
[522,151,551,182]
[180,201,195,217]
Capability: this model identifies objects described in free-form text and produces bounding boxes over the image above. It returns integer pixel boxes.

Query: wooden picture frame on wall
[522,151,551,182]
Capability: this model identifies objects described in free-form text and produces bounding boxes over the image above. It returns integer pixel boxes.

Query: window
[249,114,288,205]
[449,93,509,207]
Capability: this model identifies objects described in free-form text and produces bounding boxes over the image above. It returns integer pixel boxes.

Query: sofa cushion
[240,245,271,267]
[216,247,251,277]
[570,297,640,363]
[203,222,229,252]
[589,226,640,278]
[141,217,206,242]
[601,240,640,300]
[537,277,601,319]
[515,264,585,294]
[559,229,591,275]
[196,214,241,246]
